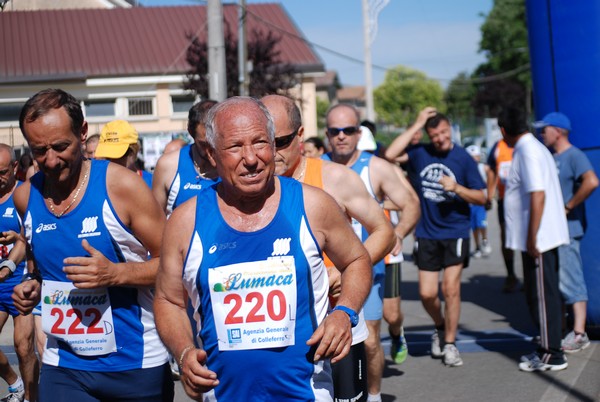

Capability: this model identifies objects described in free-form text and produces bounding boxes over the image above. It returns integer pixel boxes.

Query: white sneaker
[562,331,591,353]
[520,352,540,363]
[0,388,24,402]
[519,358,567,372]
[481,240,492,255]
[431,330,445,358]
[443,344,463,367]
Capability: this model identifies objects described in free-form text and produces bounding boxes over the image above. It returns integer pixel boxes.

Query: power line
[242,5,529,85]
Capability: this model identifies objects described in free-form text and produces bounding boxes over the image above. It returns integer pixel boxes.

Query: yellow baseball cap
[95,120,139,159]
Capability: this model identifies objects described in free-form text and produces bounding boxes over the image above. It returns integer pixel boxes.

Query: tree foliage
[444,71,476,123]
[472,0,530,116]
[184,24,299,98]
[374,65,445,127]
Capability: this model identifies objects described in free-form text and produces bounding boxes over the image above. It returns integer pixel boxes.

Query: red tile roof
[0,3,324,84]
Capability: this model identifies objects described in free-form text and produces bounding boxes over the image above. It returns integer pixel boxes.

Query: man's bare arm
[154,198,219,400]
[151,150,179,214]
[565,169,599,212]
[384,107,437,161]
[322,162,394,265]
[527,191,545,257]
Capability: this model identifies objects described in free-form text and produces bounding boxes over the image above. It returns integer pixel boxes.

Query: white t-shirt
[504,133,569,253]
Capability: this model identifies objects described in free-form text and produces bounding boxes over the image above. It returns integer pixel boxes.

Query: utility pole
[238,0,250,96]
[362,0,375,121]
[207,0,227,101]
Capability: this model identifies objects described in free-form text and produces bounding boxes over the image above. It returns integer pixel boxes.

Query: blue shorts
[558,238,588,305]
[363,272,385,321]
[39,363,174,402]
[0,275,21,317]
[470,205,487,230]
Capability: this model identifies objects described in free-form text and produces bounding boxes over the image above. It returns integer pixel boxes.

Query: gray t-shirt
[554,146,594,238]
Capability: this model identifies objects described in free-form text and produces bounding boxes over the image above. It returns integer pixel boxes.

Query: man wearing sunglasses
[323,104,421,402]
[382,107,486,367]
[263,95,418,402]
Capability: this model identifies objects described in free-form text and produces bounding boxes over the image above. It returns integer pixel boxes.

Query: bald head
[261,95,302,133]
[205,97,275,149]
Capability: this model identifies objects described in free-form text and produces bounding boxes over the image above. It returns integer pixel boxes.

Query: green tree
[184,25,298,98]
[374,65,444,128]
[316,97,330,131]
[473,0,530,116]
[444,71,476,122]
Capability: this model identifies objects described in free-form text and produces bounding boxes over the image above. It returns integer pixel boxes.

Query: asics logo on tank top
[36,223,57,233]
[183,182,203,190]
[208,242,237,254]
[2,207,14,218]
[78,216,101,238]
[271,238,291,256]
[420,163,456,202]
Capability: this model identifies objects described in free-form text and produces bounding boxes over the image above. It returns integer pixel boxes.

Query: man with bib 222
[12,89,173,401]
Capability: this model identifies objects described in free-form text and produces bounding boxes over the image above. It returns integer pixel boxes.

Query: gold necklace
[191,146,208,179]
[47,162,90,218]
[294,157,307,183]
[192,158,207,179]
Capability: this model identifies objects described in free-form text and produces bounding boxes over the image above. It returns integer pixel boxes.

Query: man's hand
[0,231,20,245]
[180,348,219,401]
[327,266,342,300]
[390,234,403,256]
[63,240,117,289]
[415,107,438,128]
[527,234,540,258]
[306,309,352,364]
[438,175,457,192]
[12,280,41,315]
[485,199,493,211]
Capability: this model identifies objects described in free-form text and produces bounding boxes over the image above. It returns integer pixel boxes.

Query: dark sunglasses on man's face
[275,129,298,149]
[326,126,360,137]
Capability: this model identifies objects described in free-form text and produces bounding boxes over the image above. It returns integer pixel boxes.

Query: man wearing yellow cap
[95,120,153,188]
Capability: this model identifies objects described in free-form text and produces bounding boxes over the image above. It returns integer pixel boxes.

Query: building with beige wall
[0,3,324,163]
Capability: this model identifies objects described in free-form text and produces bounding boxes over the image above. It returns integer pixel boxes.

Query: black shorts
[497,199,505,225]
[39,363,174,402]
[415,238,470,271]
[331,342,367,402]
[384,263,402,298]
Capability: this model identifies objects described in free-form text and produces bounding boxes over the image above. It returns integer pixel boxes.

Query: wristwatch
[331,305,359,328]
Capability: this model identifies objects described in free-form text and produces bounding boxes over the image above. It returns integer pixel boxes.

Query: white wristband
[0,260,16,273]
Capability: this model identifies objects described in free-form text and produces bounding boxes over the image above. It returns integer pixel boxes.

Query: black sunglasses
[326,126,360,136]
[275,129,298,149]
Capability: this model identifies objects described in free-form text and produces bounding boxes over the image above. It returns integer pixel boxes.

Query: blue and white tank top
[323,151,385,275]
[166,145,218,215]
[183,177,333,401]
[24,159,168,371]
[0,182,26,290]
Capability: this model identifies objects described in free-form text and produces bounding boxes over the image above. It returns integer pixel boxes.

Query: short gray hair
[205,97,275,149]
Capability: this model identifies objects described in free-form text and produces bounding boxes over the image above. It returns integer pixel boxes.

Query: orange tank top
[494,139,513,199]
[302,158,335,267]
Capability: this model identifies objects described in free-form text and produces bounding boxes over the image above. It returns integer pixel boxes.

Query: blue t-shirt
[407,143,485,239]
[554,146,594,238]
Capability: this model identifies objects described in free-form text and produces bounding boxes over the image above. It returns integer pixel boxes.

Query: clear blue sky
[139,0,493,88]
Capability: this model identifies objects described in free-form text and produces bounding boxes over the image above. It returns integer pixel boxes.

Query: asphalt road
[1,202,598,401]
